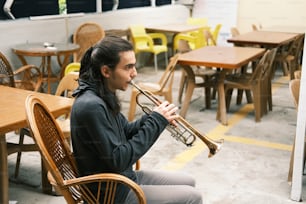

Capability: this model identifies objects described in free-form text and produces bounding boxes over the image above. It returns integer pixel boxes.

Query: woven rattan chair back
[25,95,146,204]
[0,51,42,91]
[0,52,15,87]
[73,22,105,62]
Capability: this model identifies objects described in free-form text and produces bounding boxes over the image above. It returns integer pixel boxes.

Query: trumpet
[129,80,224,158]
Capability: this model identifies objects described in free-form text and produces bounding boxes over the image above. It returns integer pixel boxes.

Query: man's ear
[101,65,111,78]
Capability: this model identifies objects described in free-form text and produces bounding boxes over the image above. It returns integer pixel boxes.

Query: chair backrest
[187,17,208,26]
[230,27,240,37]
[261,48,277,80]
[211,24,222,44]
[25,95,146,204]
[0,51,15,87]
[157,54,180,91]
[55,72,79,97]
[129,25,152,52]
[252,24,258,31]
[204,30,216,46]
[73,22,105,62]
[289,79,300,109]
[250,48,277,83]
[289,34,304,63]
[25,95,83,203]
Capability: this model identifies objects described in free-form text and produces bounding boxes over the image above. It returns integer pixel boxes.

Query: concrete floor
[6,65,306,204]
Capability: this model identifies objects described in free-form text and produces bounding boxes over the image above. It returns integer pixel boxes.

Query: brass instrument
[129,80,224,158]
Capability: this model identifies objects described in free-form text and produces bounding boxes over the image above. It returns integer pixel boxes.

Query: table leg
[41,158,52,194]
[46,56,52,94]
[0,135,9,204]
[57,53,72,79]
[179,65,196,118]
[216,69,228,126]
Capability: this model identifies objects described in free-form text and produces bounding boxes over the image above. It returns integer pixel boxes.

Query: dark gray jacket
[70,80,169,203]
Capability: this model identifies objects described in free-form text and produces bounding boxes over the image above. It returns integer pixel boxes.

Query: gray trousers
[124,170,203,204]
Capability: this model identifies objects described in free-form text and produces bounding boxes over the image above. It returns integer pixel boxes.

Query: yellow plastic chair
[210,24,222,45]
[173,17,209,53]
[64,62,81,76]
[129,24,168,72]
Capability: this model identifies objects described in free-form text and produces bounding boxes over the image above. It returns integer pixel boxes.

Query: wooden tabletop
[0,86,73,134]
[262,25,306,34]
[177,46,266,125]
[146,24,208,34]
[227,31,300,47]
[178,46,266,68]
[12,42,79,57]
[0,85,74,204]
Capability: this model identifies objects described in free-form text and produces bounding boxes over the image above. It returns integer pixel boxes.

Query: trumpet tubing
[129,80,224,158]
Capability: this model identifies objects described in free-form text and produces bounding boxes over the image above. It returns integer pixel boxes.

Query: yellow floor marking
[163,75,291,171]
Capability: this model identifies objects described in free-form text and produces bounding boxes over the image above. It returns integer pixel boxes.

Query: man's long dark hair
[79,36,134,114]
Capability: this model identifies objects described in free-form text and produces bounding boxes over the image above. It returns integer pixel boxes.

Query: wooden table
[12,42,79,94]
[262,25,306,34]
[178,46,266,125]
[146,24,210,55]
[227,30,300,48]
[146,24,208,34]
[0,85,73,204]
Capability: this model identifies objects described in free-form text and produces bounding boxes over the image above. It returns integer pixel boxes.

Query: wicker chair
[0,51,43,178]
[0,51,42,91]
[25,95,146,204]
[14,72,79,178]
[73,22,105,62]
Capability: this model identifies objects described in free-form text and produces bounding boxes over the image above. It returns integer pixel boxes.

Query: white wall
[237,0,306,33]
[192,0,306,43]
[192,0,238,45]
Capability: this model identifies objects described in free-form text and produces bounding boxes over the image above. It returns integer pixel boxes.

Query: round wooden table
[12,42,79,94]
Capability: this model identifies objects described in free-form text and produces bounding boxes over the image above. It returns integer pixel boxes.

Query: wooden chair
[73,22,105,62]
[0,51,42,91]
[24,95,146,204]
[230,27,240,37]
[209,24,222,45]
[287,78,306,183]
[128,54,179,121]
[273,35,304,79]
[0,51,43,178]
[14,72,79,178]
[251,24,262,31]
[224,48,277,122]
[173,18,209,53]
[64,62,80,76]
[177,31,218,111]
[129,24,168,72]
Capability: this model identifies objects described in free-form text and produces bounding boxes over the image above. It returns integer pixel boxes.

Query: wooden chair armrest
[13,64,41,75]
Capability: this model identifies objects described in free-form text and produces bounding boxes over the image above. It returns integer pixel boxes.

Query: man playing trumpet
[70,36,203,204]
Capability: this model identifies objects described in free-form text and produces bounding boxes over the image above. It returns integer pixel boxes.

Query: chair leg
[252,87,261,122]
[225,88,233,111]
[154,54,158,72]
[204,86,211,109]
[128,89,138,121]
[164,52,168,66]
[14,128,31,178]
[178,71,187,104]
